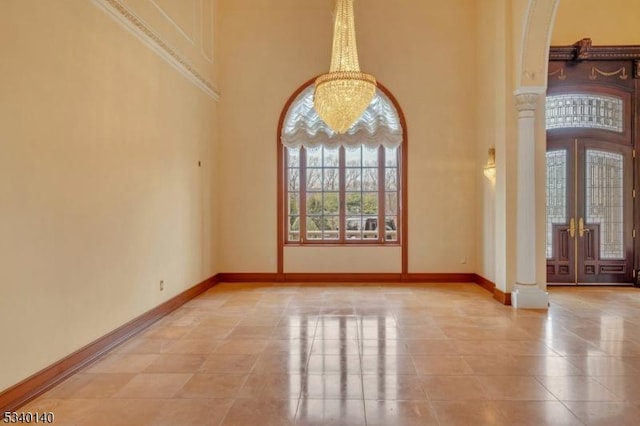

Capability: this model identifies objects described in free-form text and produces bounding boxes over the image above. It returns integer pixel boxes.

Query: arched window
[278,81,406,246]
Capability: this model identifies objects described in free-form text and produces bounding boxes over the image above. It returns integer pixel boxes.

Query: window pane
[288,193,300,215]
[323,192,339,214]
[362,192,378,215]
[306,216,322,240]
[289,215,300,231]
[546,94,624,132]
[385,216,398,241]
[363,216,378,239]
[345,216,362,240]
[287,147,300,167]
[307,193,322,214]
[323,216,339,240]
[385,192,398,215]
[546,150,567,259]
[323,146,339,167]
[363,146,379,166]
[306,146,323,166]
[288,216,300,242]
[346,192,362,214]
[288,169,300,191]
[385,147,398,167]
[385,168,397,191]
[586,149,624,259]
[345,168,361,191]
[362,168,378,190]
[306,168,322,191]
[346,146,362,167]
[323,168,339,191]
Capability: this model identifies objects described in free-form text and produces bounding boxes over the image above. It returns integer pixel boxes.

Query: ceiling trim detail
[91,0,220,101]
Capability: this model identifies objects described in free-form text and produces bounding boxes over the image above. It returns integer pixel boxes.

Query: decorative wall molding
[91,0,220,100]
[200,0,214,63]
[149,0,197,45]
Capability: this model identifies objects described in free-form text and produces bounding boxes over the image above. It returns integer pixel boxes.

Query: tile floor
[21,283,640,425]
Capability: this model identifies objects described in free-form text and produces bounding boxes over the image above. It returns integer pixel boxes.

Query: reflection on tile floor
[22,283,640,425]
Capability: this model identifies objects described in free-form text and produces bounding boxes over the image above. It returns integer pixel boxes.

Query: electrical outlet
[460,256,467,264]
[160,280,164,291]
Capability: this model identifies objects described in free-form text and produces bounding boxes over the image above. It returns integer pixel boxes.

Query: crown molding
[91,0,220,101]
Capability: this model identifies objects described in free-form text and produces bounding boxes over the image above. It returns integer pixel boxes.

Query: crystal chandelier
[313,0,377,134]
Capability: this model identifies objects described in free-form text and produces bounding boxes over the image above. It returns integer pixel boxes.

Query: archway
[511,0,560,307]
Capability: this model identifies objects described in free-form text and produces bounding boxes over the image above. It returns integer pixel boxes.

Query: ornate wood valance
[549,38,640,79]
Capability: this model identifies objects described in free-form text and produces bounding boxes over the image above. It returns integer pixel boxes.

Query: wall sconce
[483,147,496,181]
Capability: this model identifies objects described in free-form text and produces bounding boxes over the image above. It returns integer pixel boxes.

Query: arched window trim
[277,78,409,275]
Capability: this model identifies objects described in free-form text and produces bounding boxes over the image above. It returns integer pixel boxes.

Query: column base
[512,286,549,309]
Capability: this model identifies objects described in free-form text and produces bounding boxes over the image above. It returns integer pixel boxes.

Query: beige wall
[217,0,479,274]
[0,0,219,391]
[552,0,640,45]
[476,0,501,286]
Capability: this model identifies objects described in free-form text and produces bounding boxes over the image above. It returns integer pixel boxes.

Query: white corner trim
[91,0,220,101]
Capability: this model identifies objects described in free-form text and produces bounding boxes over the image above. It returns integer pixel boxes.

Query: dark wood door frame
[548,39,640,286]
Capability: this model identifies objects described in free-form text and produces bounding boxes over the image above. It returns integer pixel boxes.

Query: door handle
[579,217,589,237]
[567,218,575,238]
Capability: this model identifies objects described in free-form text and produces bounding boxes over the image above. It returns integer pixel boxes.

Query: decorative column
[511,91,549,309]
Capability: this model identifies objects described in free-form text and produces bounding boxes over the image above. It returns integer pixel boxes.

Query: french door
[546,138,634,284]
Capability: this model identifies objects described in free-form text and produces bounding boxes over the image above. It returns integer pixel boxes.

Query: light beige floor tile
[496,401,584,426]
[430,401,508,426]
[364,400,438,426]
[565,356,640,376]
[306,354,361,374]
[563,401,640,426]
[537,375,621,401]
[296,398,365,426]
[200,354,259,373]
[151,398,234,426]
[214,339,269,355]
[360,355,417,375]
[420,375,487,400]
[143,354,207,373]
[112,373,192,398]
[84,353,159,374]
[163,338,221,354]
[239,373,303,399]
[67,374,134,398]
[404,339,459,355]
[475,375,558,401]
[593,374,640,401]
[17,284,640,426]
[252,353,308,374]
[362,374,427,400]
[411,355,473,375]
[222,398,298,426]
[300,374,363,400]
[177,373,247,399]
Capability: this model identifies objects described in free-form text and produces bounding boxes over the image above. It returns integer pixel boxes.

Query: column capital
[515,92,539,112]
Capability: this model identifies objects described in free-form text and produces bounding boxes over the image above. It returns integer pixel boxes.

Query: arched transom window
[280,84,405,245]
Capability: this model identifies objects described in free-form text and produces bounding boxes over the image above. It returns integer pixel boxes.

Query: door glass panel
[546,94,624,132]
[585,149,624,259]
[546,150,568,259]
